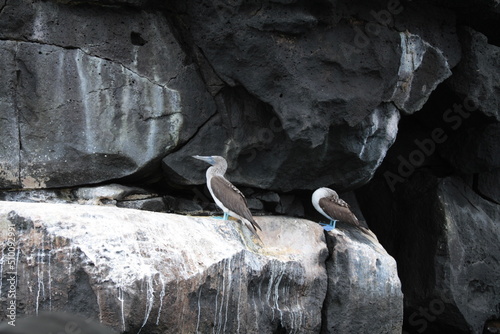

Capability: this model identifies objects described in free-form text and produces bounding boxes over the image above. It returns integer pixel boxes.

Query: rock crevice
[0,201,403,333]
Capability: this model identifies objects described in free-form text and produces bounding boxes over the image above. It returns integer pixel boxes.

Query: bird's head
[313,187,339,200]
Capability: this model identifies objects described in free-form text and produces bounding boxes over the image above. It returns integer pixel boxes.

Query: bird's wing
[210,176,262,231]
[319,196,360,227]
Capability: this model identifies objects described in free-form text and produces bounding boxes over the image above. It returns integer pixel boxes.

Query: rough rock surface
[0,312,118,334]
[163,103,401,192]
[0,201,328,333]
[439,122,500,175]
[322,228,403,333]
[0,0,499,333]
[0,0,460,191]
[476,169,500,204]
[447,27,500,121]
[0,201,403,333]
[0,0,215,188]
[163,0,456,191]
[357,176,500,334]
[432,177,500,334]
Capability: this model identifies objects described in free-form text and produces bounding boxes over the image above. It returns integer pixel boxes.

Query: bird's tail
[243,218,263,243]
[354,221,377,239]
[249,218,262,232]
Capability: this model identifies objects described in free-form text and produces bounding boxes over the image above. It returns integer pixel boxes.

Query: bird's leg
[329,220,337,229]
[319,220,338,231]
[212,212,229,220]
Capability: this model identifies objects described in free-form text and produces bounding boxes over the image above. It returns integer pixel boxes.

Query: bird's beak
[192,155,214,165]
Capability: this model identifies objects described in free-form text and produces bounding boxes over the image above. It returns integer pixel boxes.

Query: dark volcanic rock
[0,200,404,334]
[0,41,20,189]
[171,0,452,144]
[393,1,461,68]
[357,175,500,334]
[476,169,500,204]
[275,194,305,217]
[447,27,500,121]
[163,195,204,215]
[0,0,459,192]
[322,228,403,333]
[0,201,329,334]
[163,97,401,192]
[0,313,118,334]
[162,0,455,191]
[439,122,500,174]
[115,197,166,212]
[0,0,215,189]
[432,177,500,334]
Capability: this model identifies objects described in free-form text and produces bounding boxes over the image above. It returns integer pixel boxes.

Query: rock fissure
[472,174,500,205]
[1,37,176,92]
[178,110,218,149]
[77,47,174,91]
[0,1,6,16]
[13,41,22,188]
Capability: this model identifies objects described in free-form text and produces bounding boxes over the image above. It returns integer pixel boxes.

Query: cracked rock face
[435,178,500,334]
[448,27,500,122]
[1,0,455,191]
[357,175,500,334]
[0,201,403,333]
[0,202,329,333]
[322,228,403,333]
[163,0,454,191]
[7,41,182,188]
[0,0,215,188]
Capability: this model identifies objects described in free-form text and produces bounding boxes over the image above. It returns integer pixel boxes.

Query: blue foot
[212,212,229,220]
[319,220,337,231]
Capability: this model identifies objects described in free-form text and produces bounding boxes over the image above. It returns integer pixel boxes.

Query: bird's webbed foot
[319,220,337,231]
[213,212,229,221]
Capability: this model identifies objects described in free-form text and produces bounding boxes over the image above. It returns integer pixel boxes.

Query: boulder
[0,200,404,333]
[322,228,403,333]
[431,177,500,334]
[0,0,461,192]
[389,32,452,114]
[170,0,454,143]
[0,201,328,333]
[357,175,500,333]
[447,27,500,121]
[163,0,457,191]
[163,103,401,192]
